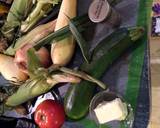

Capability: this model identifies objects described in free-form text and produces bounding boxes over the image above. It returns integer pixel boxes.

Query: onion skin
[15,105,28,115]
[14,44,32,72]
[36,47,51,68]
[0,54,28,82]
[14,44,51,74]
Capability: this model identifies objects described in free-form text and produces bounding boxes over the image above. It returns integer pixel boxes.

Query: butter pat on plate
[94,98,128,124]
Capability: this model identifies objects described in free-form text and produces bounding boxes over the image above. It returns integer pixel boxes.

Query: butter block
[94,98,128,124]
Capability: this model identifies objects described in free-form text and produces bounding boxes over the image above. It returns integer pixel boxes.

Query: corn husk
[34,14,89,50]
[20,0,60,33]
[1,0,33,41]
[5,19,56,56]
[4,48,106,107]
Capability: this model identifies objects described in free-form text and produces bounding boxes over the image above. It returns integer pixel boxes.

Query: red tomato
[34,100,65,128]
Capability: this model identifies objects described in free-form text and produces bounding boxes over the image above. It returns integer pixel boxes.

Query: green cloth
[78,0,152,127]
[125,0,152,110]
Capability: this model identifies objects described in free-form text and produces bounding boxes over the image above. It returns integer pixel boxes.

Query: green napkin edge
[78,0,152,127]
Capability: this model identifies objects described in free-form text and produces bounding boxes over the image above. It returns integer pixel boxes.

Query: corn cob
[5,65,107,107]
[51,0,77,66]
[5,72,80,107]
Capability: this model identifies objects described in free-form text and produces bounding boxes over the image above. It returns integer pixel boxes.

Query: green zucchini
[64,27,144,120]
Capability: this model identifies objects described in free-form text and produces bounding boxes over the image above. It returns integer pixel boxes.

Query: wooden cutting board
[148,0,160,127]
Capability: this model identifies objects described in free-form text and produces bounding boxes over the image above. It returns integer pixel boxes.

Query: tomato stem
[40,115,46,122]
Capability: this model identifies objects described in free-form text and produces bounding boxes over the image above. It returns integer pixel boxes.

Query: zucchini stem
[128,27,144,41]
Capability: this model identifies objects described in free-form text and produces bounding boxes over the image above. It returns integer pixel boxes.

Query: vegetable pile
[0,0,144,127]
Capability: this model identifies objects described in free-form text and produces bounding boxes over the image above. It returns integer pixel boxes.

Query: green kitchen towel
[80,0,152,128]
[125,0,152,110]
